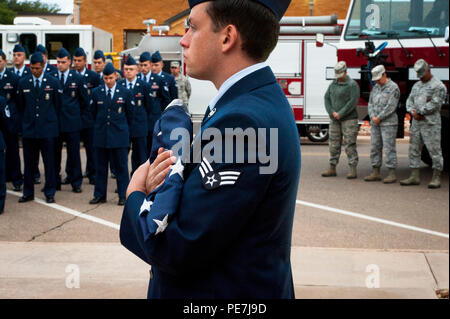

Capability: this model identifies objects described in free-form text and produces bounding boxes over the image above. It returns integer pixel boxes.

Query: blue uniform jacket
[44,63,58,75]
[52,70,89,133]
[118,79,154,138]
[0,96,7,150]
[0,69,21,134]
[159,71,178,102]
[120,66,302,299]
[9,66,31,79]
[80,69,101,129]
[139,73,171,114]
[91,84,133,148]
[16,74,61,139]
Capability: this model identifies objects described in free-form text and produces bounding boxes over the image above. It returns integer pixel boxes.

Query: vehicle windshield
[344,0,449,40]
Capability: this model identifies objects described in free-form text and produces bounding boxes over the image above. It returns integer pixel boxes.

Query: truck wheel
[306,124,329,143]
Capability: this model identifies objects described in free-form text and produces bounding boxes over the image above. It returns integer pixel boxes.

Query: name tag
[98,101,104,104]
[23,89,30,93]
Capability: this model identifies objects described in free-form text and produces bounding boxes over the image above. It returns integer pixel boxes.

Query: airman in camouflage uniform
[170,61,191,106]
[400,59,447,189]
[364,65,400,184]
[323,61,360,179]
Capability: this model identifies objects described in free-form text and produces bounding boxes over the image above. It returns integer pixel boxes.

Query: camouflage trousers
[370,124,398,169]
[409,120,443,171]
[329,119,359,167]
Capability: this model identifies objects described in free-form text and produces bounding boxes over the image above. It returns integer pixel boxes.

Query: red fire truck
[326,0,449,168]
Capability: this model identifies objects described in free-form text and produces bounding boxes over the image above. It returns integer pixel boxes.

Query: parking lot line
[6,190,120,230]
[6,190,448,239]
[296,200,449,239]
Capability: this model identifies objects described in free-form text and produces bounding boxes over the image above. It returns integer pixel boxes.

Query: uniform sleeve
[338,82,360,119]
[406,86,416,113]
[54,80,63,115]
[159,81,172,110]
[125,90,134,126]
[324,84,333,117]
[368,90,374,119]
[419,84,447,116]
[16,82,25,114]
[378,85,400,121]
[120,113,273,275]
[91,92,98,120]
[169,76,178,100]
[185,77,192,99]
[144,83,155,116]
[78,78,89,113]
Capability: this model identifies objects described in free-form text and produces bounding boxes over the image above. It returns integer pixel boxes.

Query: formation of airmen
[322,59,447,189]
[0,44,184,212]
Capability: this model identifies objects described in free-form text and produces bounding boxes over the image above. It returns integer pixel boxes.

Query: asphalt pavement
[0,136,448,299]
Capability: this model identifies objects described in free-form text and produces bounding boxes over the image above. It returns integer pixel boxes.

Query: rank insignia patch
[199,157,241,190]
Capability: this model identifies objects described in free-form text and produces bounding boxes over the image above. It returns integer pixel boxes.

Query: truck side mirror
[316,33,324,47]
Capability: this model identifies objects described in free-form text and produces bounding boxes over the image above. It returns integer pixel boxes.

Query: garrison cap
[414,59,429,79]
[140,51,152,62]
[371,65,386,81]
[13,44,25,53]
[151,51,163,63]
[334,61,347,79]
[125,56,137,66]
[35,44,48,55]
[188,0,291,20]
[93,50,105,60]
[170,61,180,68]
[74,47,87,57]
[30,52,44,64]
[57,47,70,59]
[103,62,115,76]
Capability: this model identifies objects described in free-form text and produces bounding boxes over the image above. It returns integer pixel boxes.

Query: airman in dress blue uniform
[12,45,31,79]
[93,50,106,82]
[89,63,133,206]
[52,48,89,193]
[138,52,171,154]
[32,45,59,184]
[119,56,155,175]
[150,51,179,104]
[0,95,7,214]
[72,47,101,185]
[36,44,58,75]
[0,49,23,192]
[120,0,300,299]
[16,52,61,204]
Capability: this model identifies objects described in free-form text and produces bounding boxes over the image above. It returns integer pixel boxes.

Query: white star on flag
[169,157,184,180]
[153,215,169,235]
[139,198,153,216]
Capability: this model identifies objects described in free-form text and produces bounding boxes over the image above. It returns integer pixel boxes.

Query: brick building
[76,0,351,52]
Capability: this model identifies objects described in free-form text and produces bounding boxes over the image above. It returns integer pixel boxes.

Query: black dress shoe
[114,188,118,193]
[34,177,41,185]
[18,195,34,203]
[46,196,55,204]
[118,198,126,206]
[89,179,95,185]
[110,173,116,179]
[90,197,106,205]
[72,187,82,193]
[62,177,71,185]
[13,184,22,192]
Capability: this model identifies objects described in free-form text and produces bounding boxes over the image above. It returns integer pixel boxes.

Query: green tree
[0,0,60,24]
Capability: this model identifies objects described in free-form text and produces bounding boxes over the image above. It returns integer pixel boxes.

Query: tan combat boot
[383,168,397,184]
[364,167,381,182]
[400,168,420,186]
[428,170,441,189]
[322,165,337,177]
[347,166,357,179]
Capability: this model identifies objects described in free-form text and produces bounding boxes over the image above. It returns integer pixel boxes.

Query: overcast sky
[20,0,74,14]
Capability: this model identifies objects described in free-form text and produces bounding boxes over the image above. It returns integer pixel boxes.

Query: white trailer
[0,18,113,67]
